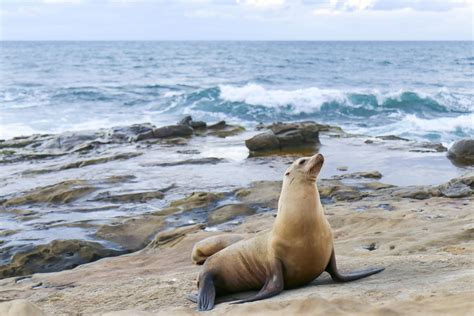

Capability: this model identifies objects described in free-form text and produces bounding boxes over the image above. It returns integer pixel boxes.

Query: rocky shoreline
[0,117,473,315]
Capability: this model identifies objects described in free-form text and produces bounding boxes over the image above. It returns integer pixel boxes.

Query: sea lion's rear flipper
[232,258,284,305]
[197,273,216,311]
[186,293,198,303]
[325,249,384,282]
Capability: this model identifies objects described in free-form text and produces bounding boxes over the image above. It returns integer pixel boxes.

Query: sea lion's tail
[325,250,385,282]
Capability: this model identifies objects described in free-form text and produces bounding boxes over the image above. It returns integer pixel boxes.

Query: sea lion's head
[284,153,324,183]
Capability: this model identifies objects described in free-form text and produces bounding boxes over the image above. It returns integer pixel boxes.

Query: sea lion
[191,234,247,265]
[191,153,384,311]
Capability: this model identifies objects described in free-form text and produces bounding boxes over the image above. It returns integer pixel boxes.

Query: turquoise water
[1,41,473,143]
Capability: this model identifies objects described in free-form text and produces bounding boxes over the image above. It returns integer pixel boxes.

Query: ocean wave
[347,113,474,143]
[217,84,472,115]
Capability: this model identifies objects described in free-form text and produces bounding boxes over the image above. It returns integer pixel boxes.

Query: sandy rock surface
[0,185,472,315]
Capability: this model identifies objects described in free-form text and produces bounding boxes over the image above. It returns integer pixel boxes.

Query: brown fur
[197,154,332,293]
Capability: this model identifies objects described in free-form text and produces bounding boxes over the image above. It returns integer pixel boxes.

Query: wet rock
[108,123,155,142]
[331,189,363,201]
[437,171,473,198]
[376,135,409,141]
[391,172,473,200]
[0,137,38,149]
[245,132,280,152]
[2,180,96,207]
[235,181,282,208]
[332,171,382,180]
[447,139,474,165]
[147,224,204,249]
[95,215,166,251]
[135,124,193,141]
[337,166,348,171]
[41,131,101,152]
[94,191,165,203]
[0,299,46,316]
[393,187,439,200]
[0,240,124,279]
[1,152,66,164]
[23,152,142,175]
[208,204,256,225]
[153,125,194,139]
[246,122,322,156]
[170,192,225,210]
[362,182,396,191]
[319,180,364,201]
[179,115,207,129]
[0,229,19,237]
[204,121,245,138]
[144,157,224,167]
[409,142,447,153]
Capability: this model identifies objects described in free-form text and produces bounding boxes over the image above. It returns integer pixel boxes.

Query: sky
[0,0,473,40]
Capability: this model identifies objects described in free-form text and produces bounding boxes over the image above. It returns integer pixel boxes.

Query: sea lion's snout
[306,153,324,176]
[314,153,324,163]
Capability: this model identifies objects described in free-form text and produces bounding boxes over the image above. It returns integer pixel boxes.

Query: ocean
[1,41,473,144]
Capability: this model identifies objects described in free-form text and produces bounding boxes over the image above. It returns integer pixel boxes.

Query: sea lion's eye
[285,172,290,176]
[299,159,306,165]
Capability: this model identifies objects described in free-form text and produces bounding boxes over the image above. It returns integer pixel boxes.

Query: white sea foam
[219,84,347,113]
[347,113,474,144]
[218,83,474,112]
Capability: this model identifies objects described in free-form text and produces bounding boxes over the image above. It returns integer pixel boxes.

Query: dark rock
[134,130,155,141]
[332,171,382,180]
[245,122,323,156]
[94,190,165,203]
[152,125,194,138]
[363,242,378,251]
[245,132,280,152]
[205,121,245,137]
[414,142,447,153]
[376,135,409,141]
[0,240,124,279]
[207,121,227,129]
[447,139,474,165]
[179,116,206,129]
[108,123,155,142]
[2,180,96,207]
[144,157,224,167]
[362,182,396,190]
[41,131,100,152]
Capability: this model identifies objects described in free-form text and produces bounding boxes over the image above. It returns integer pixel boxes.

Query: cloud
[310,0,473,14]
[236,0,286,9]
[43,0,82,3]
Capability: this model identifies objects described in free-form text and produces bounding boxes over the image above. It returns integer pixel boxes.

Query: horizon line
[1,39,473,42]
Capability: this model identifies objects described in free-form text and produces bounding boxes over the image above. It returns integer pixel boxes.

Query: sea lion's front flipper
[197,273,216,311]
[232,258,284,304]
[325,249,384,282]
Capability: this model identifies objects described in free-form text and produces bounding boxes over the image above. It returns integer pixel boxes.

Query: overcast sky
[0,0,473,40]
